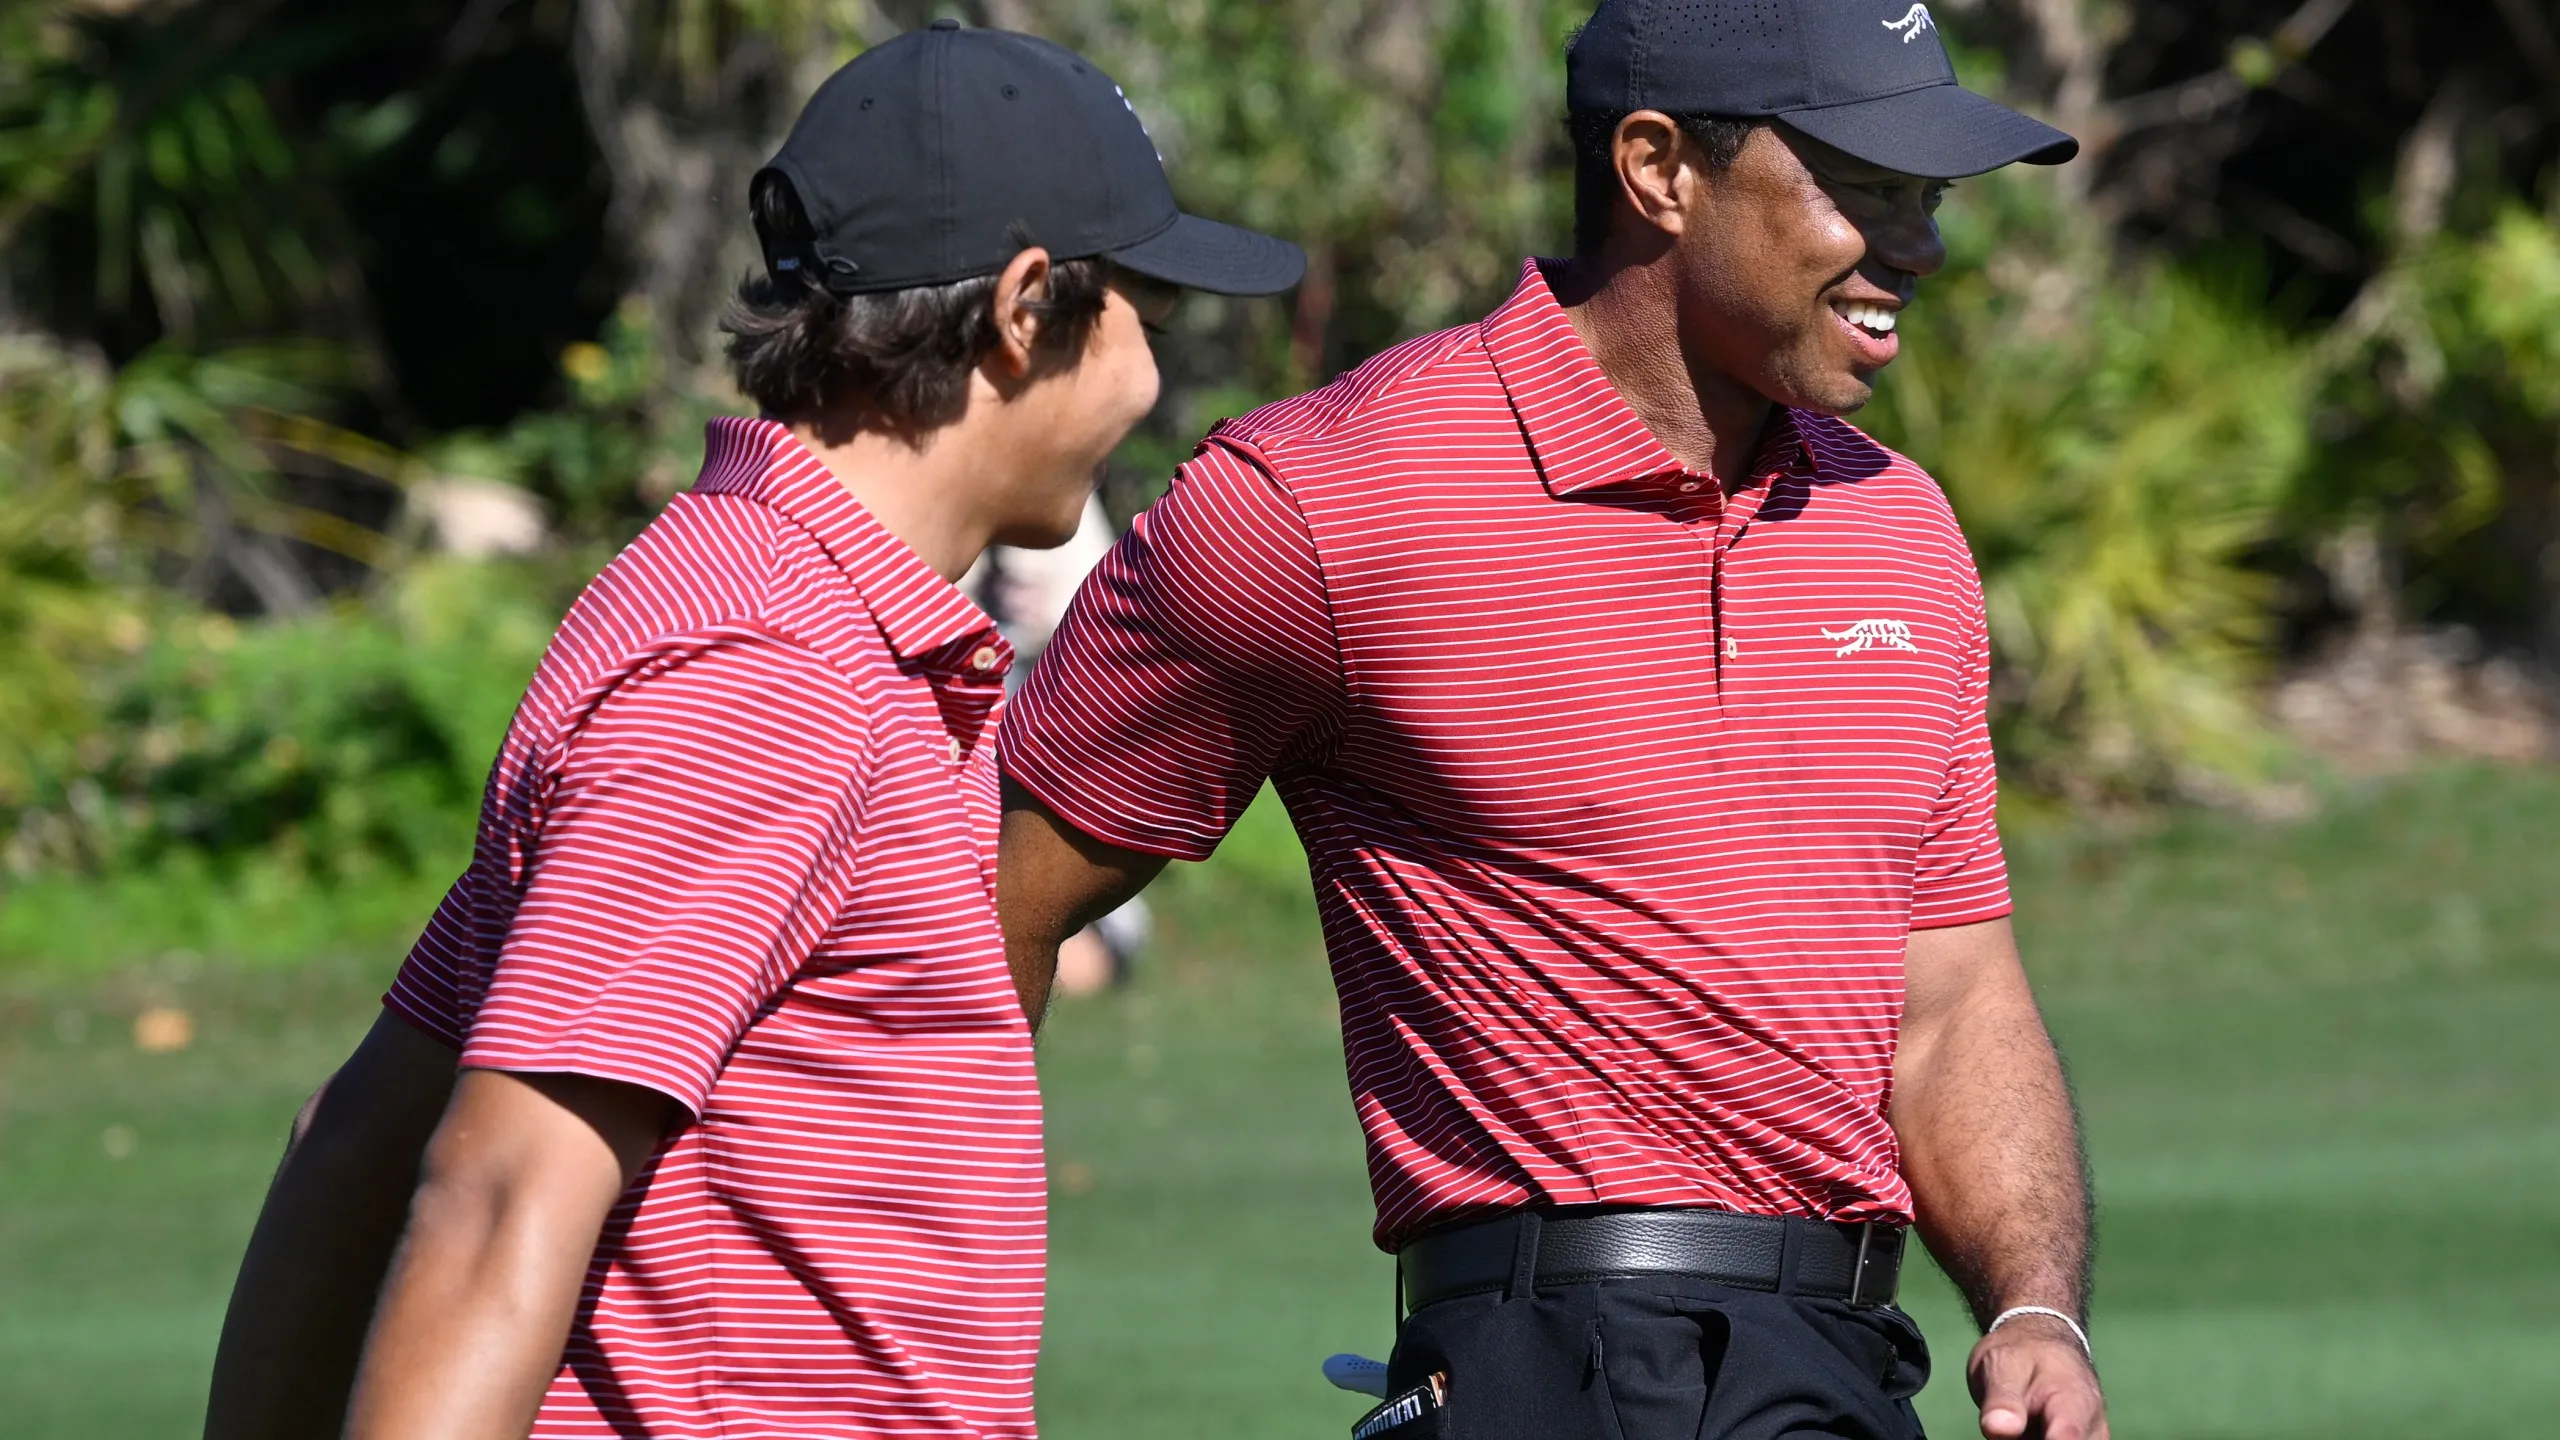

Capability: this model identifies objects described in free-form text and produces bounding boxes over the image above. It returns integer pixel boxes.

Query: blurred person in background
[200,22,1299,1440]
[998,2,2108,1438]
[967,498,1151,995]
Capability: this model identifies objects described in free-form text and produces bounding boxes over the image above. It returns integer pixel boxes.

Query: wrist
[1984,1304,2090,1360]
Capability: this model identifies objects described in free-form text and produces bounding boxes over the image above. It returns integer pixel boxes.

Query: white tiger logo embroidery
[1820,619,1920,657]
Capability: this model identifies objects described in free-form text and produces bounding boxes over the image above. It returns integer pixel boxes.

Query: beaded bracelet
[1987,1305,2092,1359]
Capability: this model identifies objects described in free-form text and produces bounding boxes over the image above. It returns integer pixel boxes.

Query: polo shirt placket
[1486,318,1831,709]
[388,416,1042,1438]
[1003,260,2008,1250]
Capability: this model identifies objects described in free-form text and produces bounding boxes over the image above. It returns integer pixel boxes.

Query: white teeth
[1835,301,1898,335]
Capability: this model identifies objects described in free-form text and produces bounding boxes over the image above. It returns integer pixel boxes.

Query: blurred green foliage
[423,298,721,541]
[1863,170,2313,799]
[0,1,335,345]
[0,333,120,816]
[2,0,2558,930]
[4,558,559,883]
[0,328,401,811]
[1055,0,1581,371]
[2306,206,2560,634]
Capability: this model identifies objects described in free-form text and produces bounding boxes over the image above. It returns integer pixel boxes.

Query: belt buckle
[1846,1223,1900,1308]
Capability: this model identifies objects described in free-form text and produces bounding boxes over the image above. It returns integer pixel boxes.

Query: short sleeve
[387,731,533,1049]
[385,870,481,1049]
[460,636,872,1115]
[1909,554,2012,929]
[997,439,1344,861]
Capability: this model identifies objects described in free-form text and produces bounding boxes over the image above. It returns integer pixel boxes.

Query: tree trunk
[571,0,819,384]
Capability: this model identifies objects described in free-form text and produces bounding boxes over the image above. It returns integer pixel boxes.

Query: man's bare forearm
[1895,917,2107,1440]
[1893,918,2090,1320]
[998,779,1166,1030]
[204,1012,459,1440]
[343,1068,671,1440]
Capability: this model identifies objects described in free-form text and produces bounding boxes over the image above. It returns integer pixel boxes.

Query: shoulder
[1207,320,1497,477]
[1789,411,1987,609]
[1794,411,1938,494]
[1794,412,1968,528]
[547,493,792,666]
[522,519,873,756]
[610,625,866,700]
[556,626,877,778]
[590,489,799,623]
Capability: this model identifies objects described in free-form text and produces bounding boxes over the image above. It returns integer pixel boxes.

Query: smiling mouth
[1831,299,1899,340]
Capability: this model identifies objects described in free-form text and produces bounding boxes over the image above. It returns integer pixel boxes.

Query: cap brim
[1779,84,2077,180]
[1108,213,1306,296]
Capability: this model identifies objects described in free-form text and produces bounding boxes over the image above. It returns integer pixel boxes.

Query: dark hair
[1568,111,1762,256]
[722,174,1111,430]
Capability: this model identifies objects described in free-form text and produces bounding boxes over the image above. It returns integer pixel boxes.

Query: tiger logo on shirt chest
[1819,618,1920,656]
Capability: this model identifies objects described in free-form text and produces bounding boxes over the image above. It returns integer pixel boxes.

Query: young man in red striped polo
[201,24,1300,1440]
[998,3,2108,1438]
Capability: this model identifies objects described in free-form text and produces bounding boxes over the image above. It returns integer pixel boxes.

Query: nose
[1868,201,1946,282]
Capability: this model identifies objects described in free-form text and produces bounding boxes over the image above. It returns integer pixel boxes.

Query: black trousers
[1382,1277,1932,1440]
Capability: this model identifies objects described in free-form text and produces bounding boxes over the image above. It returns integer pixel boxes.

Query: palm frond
[1866,171,2310,799]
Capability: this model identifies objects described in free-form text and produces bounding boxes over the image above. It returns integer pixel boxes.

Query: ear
[986,247,1055,379]
[1613,111,1702,240]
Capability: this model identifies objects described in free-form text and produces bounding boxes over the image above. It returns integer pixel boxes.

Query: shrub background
[3,0,2557,929]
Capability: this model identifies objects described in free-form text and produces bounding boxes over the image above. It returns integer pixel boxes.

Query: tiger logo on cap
[1882,4,1935,41]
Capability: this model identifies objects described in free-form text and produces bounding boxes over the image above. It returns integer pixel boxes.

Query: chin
[1821,381,1876,416]
[1771,376,1875,419]
[988,513,1086,551]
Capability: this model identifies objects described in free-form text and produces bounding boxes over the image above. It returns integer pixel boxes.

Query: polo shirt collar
[1479,259,1816,498]
[691,416,1010,669]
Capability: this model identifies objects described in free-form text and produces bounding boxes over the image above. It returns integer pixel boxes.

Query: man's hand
[1969,1319,2106,1439]
[1893,917,2108,1440]
[341,1066,674,1440]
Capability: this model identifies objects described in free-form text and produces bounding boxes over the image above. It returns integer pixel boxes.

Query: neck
[785,413,998,583]
[1554,254,1775,492]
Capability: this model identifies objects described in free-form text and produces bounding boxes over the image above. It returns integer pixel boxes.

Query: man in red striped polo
[998,3,2108,1438]
[202,24,1300,1440]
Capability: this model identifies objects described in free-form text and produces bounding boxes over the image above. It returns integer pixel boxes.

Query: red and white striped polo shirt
[386,417,1041,1438]
[1002,261,2010,1250]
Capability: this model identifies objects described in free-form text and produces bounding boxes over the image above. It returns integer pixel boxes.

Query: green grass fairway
[0,959,390,1437]
[5,764,2558,1437]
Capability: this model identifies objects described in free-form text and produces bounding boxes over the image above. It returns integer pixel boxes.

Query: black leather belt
[1397,1207,1906,1311]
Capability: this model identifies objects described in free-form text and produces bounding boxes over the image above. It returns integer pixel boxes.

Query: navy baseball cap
[1566,0,2077,179]
[759,21,1305,296]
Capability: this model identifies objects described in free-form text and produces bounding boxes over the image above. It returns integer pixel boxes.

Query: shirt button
[1678,480,1701,493]
[969,646,1000,672]
[947,737,964,764]
[1724,636,1742,659]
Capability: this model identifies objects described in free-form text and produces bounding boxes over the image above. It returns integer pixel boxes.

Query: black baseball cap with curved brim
[758,20,1304,297]
[1566,0,2077,180]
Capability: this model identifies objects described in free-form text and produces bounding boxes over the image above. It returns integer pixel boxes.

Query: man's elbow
[394,1152,520,1272]
[286,1077,332,1154]
[387,1070,668,1301]
[281,1015,458,1186]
